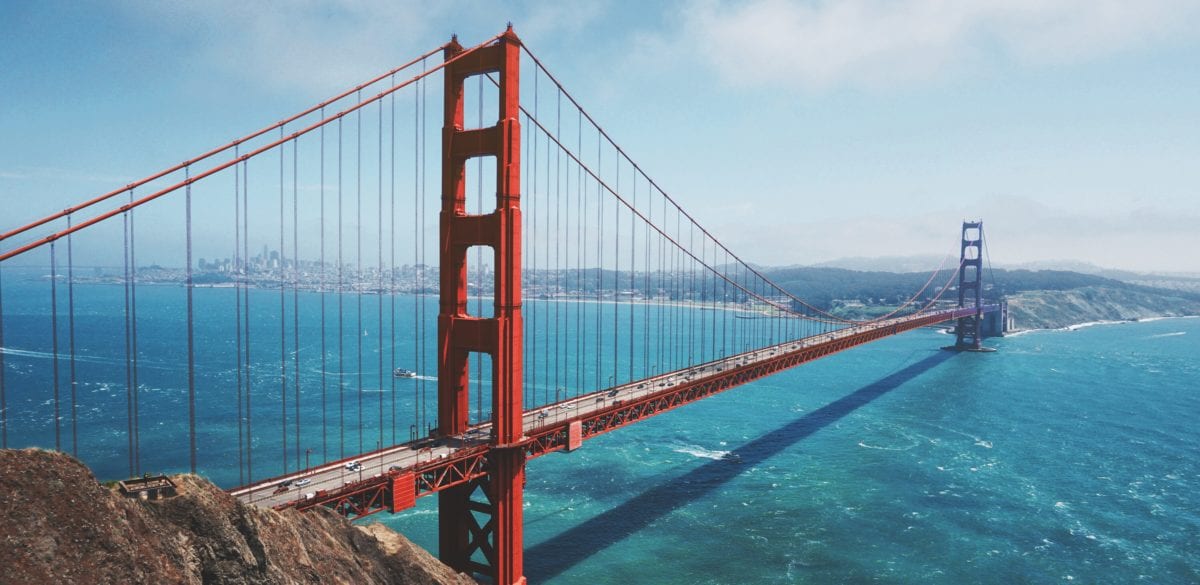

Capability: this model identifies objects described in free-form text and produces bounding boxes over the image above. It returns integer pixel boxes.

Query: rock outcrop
[0,449,474,585]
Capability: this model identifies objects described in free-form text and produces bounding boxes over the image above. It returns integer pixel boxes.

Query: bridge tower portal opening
[437,27,527,585]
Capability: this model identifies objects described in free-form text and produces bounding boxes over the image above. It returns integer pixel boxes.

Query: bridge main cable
[0,35,505,263]
[518,46,854,324]
[0,45,448,247]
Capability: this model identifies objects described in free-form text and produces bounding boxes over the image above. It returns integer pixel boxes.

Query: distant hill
[758,264,1200,330]
[1004,286,1200,330]
[811,255,950,274]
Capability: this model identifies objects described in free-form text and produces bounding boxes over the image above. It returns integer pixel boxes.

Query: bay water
[1,278,1197,582]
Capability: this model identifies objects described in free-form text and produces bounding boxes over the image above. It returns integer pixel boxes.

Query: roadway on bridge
[231,311,954,510]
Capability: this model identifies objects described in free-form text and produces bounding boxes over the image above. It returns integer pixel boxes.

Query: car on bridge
[344,461,363,472]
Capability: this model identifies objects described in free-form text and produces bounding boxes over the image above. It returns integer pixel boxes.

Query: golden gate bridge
[0,26,1002,584]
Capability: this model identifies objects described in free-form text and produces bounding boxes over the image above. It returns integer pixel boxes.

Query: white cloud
[118,0,458,97]
[672,0,1200,89]
[115,1,612,99]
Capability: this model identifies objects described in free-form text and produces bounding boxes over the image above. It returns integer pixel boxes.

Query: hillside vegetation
[759,266,1200,330]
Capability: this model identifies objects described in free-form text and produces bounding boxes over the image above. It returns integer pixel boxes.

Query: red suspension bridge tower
[947,220,993,352]
[437,27,526,584]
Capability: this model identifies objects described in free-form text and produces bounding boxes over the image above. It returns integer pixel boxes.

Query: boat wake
[671,443,733,461]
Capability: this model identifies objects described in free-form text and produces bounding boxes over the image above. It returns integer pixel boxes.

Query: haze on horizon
[2,1,1198,273]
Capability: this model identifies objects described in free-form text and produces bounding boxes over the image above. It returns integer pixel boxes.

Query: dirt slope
[0,448,474,585]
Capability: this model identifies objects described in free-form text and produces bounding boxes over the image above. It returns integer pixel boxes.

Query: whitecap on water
[1147,332,1185,339]
[857,441,916,451]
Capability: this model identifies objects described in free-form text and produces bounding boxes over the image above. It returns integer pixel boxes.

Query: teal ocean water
[382,317,1200,584]
[2,278,1198,582]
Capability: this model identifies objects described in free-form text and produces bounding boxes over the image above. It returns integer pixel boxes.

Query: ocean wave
[1062,320,1124,331]
[0,346,126,366]
[1002,329,1039,337]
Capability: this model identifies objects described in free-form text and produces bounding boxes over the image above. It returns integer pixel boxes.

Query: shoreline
[1004,314,1198,337]
[19,277,1198,335]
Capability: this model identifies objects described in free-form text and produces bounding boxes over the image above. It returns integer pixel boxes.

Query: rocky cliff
[1007,285,1200,330]
[0,449,475,585]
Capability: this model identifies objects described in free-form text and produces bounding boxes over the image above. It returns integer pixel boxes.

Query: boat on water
[393,368,417,378]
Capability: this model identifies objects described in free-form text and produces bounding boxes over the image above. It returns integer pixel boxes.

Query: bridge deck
[231,306,986,513]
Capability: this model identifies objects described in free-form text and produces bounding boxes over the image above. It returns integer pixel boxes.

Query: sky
[2,0,1199,273]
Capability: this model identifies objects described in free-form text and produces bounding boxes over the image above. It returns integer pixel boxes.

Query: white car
[294,478,312,487]
[345,461,362,471]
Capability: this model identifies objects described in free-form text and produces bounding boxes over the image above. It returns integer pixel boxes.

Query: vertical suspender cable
[418,62,429,435]
[389,79,397,444]
[280,129,289,473]
[422,61,430,435]
[521,108,530,405]
[612,155,619,385]
[643,181,651,378]
[243,161,252,486]
[543,89,552,405]
[595,132,602,391]
[688,222,695,366]
[521,113,530,407]
[123,209,133,476]
[519,110,528,406]
[293,136,301,467]
[544,81,552,404]
[50,242,61,451]
[629,172,636,380]
[130,197,141,475]
[355,97,364,453]
[186,166,197,473]
[554,88,562,406]
[413,73,421,436]
[377,99,385,449]
[338,117,345,459]
[234,155,244,484]
[673,208,680,369]
[657,193,664,374]
[67,216,78,456]
[320,113,328,463]
[357,94,364,454]
[722,248,728,358]
[530,73,538,407]
[575,109,583,398]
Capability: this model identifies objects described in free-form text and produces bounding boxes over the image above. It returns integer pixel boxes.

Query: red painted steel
[520,307,985,458]
[567,421,582,451]
[437,26,526,585]
[273,307,991,521]
[390,472,416,513]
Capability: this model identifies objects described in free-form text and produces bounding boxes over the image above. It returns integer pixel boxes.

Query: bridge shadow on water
[525,350,954,581]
